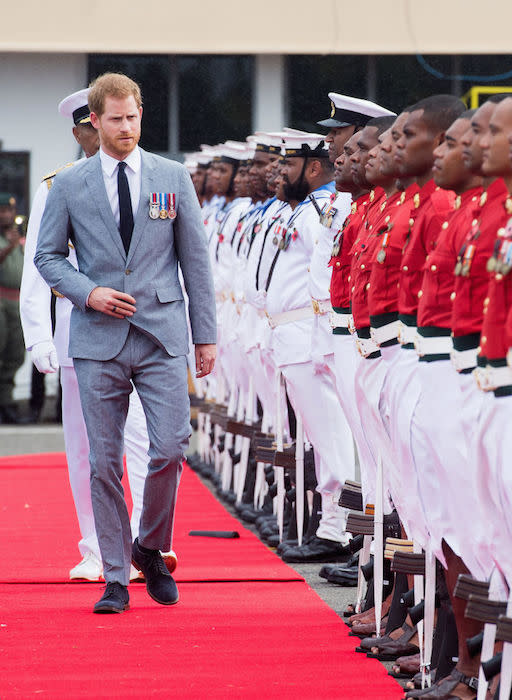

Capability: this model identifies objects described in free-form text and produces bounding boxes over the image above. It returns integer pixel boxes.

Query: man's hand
[31,340,59,374]
[88,287,136,318]
[195,344,216,378]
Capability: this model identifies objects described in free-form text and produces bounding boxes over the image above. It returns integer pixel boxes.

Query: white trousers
[332,336,376,506]
[354,353,394,513]
[281,360,355,542]
[61,366,148,559]
[475,393,512,584]
[380,347,429,548]
[411,360,486,576]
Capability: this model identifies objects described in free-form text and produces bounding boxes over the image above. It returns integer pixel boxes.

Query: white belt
[348,314,356,335]
[370,320,400,346]
[329,312,350,329]
[397,321,418,346]
[311,298,332,315]
[414,334,453,357]
[266,305,314,329]
[355,336,380,358]
[473,365,512,391]
[450,347,478,372]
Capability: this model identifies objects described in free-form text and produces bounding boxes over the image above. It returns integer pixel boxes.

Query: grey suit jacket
[35,148,216,361]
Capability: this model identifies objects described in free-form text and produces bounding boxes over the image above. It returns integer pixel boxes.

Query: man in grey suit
[35,73,217,613]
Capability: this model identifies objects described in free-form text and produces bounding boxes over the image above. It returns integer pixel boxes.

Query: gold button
[361,264,365,270]
[418,290,423,298]
[369,225,373,230]
[431,264,437,272]
[125,269,132,275]
[482,336,487,344]
[335,261,341,268]
[472,219,478,226]
[351,286,355,293]
[409,218,414,227]
[450,292,456,301]
[366,283,370,290]
[348,275,351,281]
[484,297,490,306]
[385,215,390,223]
[496,273,504,281]
[442,222,448,229]
[403,265,408,272]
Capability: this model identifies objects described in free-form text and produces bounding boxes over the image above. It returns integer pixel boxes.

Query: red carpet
[0,453,403,699]
[0,453,301,583]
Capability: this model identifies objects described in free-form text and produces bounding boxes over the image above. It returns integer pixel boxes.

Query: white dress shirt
[99,146,141,226]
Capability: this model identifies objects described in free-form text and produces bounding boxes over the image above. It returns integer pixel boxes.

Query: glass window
[88,55,170,152]
[178,55,253,152]
[0,152,30,216]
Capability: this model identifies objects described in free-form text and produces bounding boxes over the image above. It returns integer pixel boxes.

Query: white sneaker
[161,550,178,574]
[69,552,103,581]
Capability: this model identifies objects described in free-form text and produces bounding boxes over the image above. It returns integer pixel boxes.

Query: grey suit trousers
[74,324,190,585]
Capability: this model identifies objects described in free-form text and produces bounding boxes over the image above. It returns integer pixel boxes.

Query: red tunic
[418,186,484,329]
[398,180,455,319]
[328,192,369,310]
[452,179,510,342]
[348,187,387,329]
[368,182,420,319]
[478,191,512,361]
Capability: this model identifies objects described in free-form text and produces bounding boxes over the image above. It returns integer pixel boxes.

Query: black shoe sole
[146,589,179,606]
[93,603,129,614]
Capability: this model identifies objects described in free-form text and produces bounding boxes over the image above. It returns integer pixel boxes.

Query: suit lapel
[126,150,157,265]
[84,154,126,260]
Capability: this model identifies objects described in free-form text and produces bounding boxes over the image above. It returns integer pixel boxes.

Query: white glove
[253,290,267,309]
[31,340,59,374]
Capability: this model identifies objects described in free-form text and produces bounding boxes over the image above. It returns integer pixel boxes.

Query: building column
[253,54,286,132]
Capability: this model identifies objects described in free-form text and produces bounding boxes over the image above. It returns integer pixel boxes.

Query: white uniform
[20,167,149,565]
[265,186,355,542]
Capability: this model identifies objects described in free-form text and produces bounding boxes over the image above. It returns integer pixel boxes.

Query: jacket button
[125,269,132,275]
[418,290,423,298]
[403,265,408,271]
[431,264,437,271]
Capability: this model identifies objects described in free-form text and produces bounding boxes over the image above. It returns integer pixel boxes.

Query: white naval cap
[282,131,329,158]
[58,88,92,125]
[183,157,198,173]
[318,93,396,129]
[249,131,284,155]
[218,141,250,162]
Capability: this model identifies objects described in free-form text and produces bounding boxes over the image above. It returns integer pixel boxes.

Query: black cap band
[72,104,91,125]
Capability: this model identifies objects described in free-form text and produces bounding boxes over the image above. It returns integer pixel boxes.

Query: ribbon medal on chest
[150,193,176,220]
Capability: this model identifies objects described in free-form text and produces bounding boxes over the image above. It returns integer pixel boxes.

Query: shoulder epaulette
[42,162,75,190]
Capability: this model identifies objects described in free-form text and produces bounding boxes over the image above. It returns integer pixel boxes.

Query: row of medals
[149,203,176,220]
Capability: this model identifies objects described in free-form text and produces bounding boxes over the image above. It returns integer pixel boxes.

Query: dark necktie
[118,161,134,254]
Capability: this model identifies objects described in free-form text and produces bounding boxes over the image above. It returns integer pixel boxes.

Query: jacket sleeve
[173,166,217,345]
[34,172,97,311]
